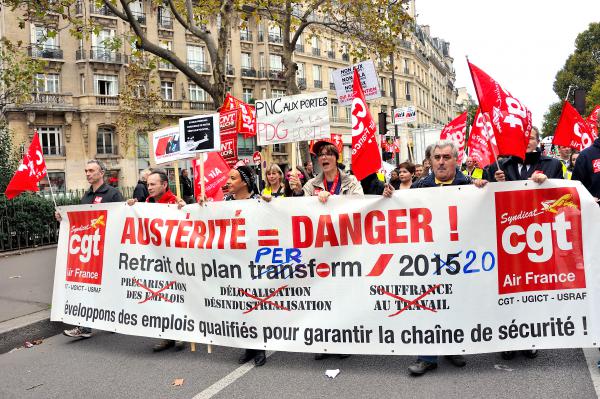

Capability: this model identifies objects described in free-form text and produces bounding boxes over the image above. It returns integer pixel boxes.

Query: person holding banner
[261,164,285,199]
[572,136,600,203]
[59,159,124,339]
[408,141,487,376]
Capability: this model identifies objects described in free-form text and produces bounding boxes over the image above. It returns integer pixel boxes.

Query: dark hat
[312,140,339,159]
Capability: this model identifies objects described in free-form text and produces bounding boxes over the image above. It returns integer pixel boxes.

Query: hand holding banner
[5,132,47,199]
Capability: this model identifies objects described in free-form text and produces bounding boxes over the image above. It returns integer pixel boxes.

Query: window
[243,88,253,103]
[344,106,352,123]
[137,132,149,158]
[80,74,85,94]
[313,65,322,87]
[92,29,115,55]
[158,6,172,29]
[189,84,206,101]
[311,36,320,50]
[297,62,305,78]
[271,89,286,98]
[269,54,282,70]
[241,52,252,68]
[36,73,60,93]
[39,171,66,193]
[187,45,206,72]
[405,81,411,100]
[159,40,173,68]
[97,127,115,154]
[331,102,338,121]
[94,74,118,96]
[37,126,63,155]
[31,25,58,49]
[380,77,386,93]
[238,135,256,156]
[161,81,174,100]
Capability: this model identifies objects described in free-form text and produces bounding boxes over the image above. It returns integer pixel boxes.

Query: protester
[414,164,424,181]
[133,169,150,202]
[462,156,484,179]
[180,169,194,204]
[127,169,185,351]
[57,159,124,339]
[261,163,285,198]
[572,136,600,204]
[224,165,267,367]
[397,162,415,189]
[557,145,572,169]
[304,160,315,179]
[389,168,401,189]
[566,150,580,179]
[408,141,487,376]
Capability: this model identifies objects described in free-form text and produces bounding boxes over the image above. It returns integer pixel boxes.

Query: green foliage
[0,39,45,111]
[541,101,563,138]
[0,121,19,193]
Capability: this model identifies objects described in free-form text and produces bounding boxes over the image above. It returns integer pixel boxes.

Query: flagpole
[46,174,57,208]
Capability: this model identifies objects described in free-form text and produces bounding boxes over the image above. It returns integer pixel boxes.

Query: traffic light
[378,111,387,135]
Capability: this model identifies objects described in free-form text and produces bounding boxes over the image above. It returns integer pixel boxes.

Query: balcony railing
[327,50,335,59]
[77,47,127,64]
[226,64,235,76]
[312,48,321,56]
[159,61,175,70]
[188,61,210,73]
[268,69,285,80]
[131,11,146,25]
[90,4,115,16]
[241,67,257,77]
[96,95,119,106]
[162,100,183,109]
[189,101,215,111]
[399,40,412,50]
[42,146,65,156]
[342,53,350,62]
[31,92,71,104]
[28,45,63,60]
[158,16,173,30]
[268,34,283,44]
[97,145,118,155]
[240,30,252,41]
[295,44,304,53]
[313,80,322,88]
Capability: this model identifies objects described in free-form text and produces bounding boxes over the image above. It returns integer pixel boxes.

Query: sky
[416,0,599,127]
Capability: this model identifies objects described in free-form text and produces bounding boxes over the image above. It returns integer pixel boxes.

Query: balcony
[313,80,322,88]
[240,30,252,41]
[342,53,350,62]
[43,145,65,156]
[90,4,115,16]
[295,44,304,53]
[162,100,183,109]
[327,50,335,59]
[76,47,128,64]
[329,82,336,90]
[268,69,285,80]
[312,48,321,56]
[399,40,412,50]
[268,34,282,44]
[241,67,257,78]
[159,61,175,70]
[131,11,146,25]
[31,92,72,104]
[188,61,210,73]
[226,64,235,76]
[96,95,119,106]
[158,16,173,30]
[189,101,215,111]
[28,45,63,60]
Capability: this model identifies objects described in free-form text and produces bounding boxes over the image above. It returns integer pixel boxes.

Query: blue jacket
[572,138,600,200]
[411,169,473,188]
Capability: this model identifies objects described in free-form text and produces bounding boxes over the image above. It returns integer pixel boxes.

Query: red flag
[351,68,381,180]
[440,112,467,164]
[5,132,47,199]
[467,109,499,168]
[586,105,600,137]
[192,152,231,202]
[221,93,256,138]
[552,101,597,151]
[468,61,532,159]
[392,138,401,153]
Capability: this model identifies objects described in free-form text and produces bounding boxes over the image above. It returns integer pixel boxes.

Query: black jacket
[132,180,148,202]
[181,175,194,197]
[572,137,600,199]
[411,169,473,188]
[81,183,123,204]
[487,151,563,182]
[361,173,386,195]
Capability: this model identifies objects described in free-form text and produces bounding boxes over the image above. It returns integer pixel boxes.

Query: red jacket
[146,190,178,204]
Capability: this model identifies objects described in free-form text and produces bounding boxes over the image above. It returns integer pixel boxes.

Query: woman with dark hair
[389,169,401,190]
[397,161,415,190]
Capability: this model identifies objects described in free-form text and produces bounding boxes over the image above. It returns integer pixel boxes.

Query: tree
[542,22,600,136]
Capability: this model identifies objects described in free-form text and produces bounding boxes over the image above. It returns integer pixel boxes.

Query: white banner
[255,92,330,146]
[394,106,417,125]
[151,126,192,164]
[332,60,381,106]
[52,181,600,355]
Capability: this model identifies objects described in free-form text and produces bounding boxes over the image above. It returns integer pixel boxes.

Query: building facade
[1,0,458,192]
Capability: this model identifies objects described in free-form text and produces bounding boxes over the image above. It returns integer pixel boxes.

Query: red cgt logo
[495,187,585,294]
[66,210,107,285]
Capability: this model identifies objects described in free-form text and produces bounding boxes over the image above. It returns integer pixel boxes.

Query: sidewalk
[0,246,66,353]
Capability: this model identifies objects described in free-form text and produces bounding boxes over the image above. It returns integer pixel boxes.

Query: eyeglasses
[432,154,453,161]
[318,152,335,157]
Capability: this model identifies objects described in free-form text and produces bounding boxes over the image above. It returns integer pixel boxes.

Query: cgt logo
[495,188,585,294]
[66,210,107,285]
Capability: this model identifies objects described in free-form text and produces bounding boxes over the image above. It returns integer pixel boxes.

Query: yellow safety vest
[464,168,483,179]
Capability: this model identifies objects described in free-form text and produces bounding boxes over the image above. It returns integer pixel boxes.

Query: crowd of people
[53,127,600,375]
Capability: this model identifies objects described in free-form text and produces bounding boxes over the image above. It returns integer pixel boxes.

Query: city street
[1,248,599,399]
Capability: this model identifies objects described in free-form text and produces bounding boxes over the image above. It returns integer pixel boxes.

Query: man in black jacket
[572,137,600,203]
[133,169,150,202]
[180,169,194,203]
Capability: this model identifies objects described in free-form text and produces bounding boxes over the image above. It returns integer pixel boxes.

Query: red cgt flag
[552,101,597,151]
[221,93,256,138]
[467,108,499,168]
[468,61,532,160]
[586,105,600,137]
[351,68,381,180]
[5,132,47,199]
[192,152,231,202]
[440,112,467,163]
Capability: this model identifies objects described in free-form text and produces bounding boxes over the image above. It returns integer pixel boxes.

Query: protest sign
[393,106,417,125]
[255,92,330,146]
[332,60,381,106]
[179,114,220,153]
[52,180,600,355]
[152,126,192,164]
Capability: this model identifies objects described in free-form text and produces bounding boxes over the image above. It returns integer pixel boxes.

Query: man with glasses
[56,159,124,339]
[408,141,487,375]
